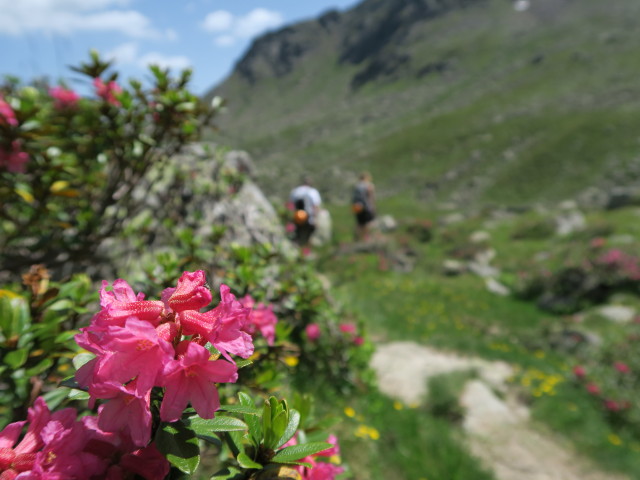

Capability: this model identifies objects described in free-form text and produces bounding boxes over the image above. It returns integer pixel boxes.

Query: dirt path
[371,341,628,480]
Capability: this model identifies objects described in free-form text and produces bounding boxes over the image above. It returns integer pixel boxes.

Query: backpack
[292,190,313,225]
[352,182,369,213]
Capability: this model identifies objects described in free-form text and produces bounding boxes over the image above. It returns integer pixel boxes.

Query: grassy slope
[318,204,640,479]
[209,0,640,210]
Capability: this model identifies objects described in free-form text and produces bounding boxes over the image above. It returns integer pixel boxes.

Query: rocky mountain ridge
[205,0,640,210]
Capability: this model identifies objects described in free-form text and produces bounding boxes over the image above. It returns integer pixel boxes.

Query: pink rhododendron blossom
[339,323,357,335]
[586,383,600,395]
[353,336,364,346]
[304,462,344,480]
[49,86,79,109]
[240,295,278,346]
[305,323,321,342]
[284,434,344,480]
[73,271,252,446]
[79,318,174,396]
[160,341,238,422]
[96,381,152,447]
[202,285,253,360]
[572,365,586,378]
[286,223,295,233]
[0,96,18,126]
[93,279,164,327]
[614,362,630,373]
[167,270,212,312]
[316,434,340,458]
[93,78,122,106]
[0,141,29,173]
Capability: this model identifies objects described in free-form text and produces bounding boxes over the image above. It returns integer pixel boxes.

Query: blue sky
[0,0,360,95]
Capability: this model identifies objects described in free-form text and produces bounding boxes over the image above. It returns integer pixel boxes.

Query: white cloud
[201,8,284,47]
[106,42,192,72]
[235,9,283,38]
[0,0,161,38]
[202,10,234,33]
[138,52,191,71]
[106,42,139,64]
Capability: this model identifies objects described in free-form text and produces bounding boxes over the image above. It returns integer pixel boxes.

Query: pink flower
[95,380,152,447]
[316,434,340,458]
[614,362,630,374]
[240,295,278,346]
[116,443,170,480]
[160,341,238,422]
[286,223,295,233]
[339,323,357,335]
[572,365,586,379]
[604,399,620,412]
[76,318,174,396]
[304,462,344,480]
[93,279,165,327]
[186,285,253,360]
[49,86,80,109]
[353,336,364,346]
[586,383,600,395]
[0,141,29,173]
[0,96,18,126]
[165,270,212,313]
[93,78,122,106]
[305,323,321,342]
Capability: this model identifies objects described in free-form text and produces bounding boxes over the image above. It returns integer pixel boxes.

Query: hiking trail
[371,341,628,480]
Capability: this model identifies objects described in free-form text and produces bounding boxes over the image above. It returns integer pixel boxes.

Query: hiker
[352,171,376,241]
[288,176,322,252]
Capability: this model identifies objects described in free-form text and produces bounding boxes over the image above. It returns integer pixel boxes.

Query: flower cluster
[285,434,344,480]
[0,397,170,479]
[0,140,28,173]
[49,86,80,110]
[0,96,18,127]
[239,295,278,346]
[75,270,253,446]
[93,78,122,106]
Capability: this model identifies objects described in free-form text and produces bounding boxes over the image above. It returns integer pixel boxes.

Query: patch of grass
[328,391,495,480]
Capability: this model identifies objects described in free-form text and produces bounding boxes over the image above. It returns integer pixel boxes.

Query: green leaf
[0,295,31,340]
[25,357,53,376]
[218,404,261,415]
[271,442,332,464]
[42,387,71,410]
[236,358,253,369]
[211,466,244,480]
[54,331,78,344]
[4,348,28,368]
[154,421,200,474]
[237,452,263,470]
[47,299,74,311]
[186,415,247,433]
[226,430,246,457]
[238,393,262,446]
[276,409,300,449]
[72,352,95,370]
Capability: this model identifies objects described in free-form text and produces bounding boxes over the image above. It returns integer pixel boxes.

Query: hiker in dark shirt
[352,172,376,241]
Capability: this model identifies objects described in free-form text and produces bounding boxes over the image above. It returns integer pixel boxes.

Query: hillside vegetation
[207,0,640,210]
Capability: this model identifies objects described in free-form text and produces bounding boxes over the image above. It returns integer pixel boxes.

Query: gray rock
[470,230,491,243]
[485,278,510,296]
[555,210,586,236]
[375,214,398,232]
[443,259,466,276]
[597,305,636,323]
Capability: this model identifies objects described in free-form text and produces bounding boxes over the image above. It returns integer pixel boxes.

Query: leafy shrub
[0,51,217,276]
